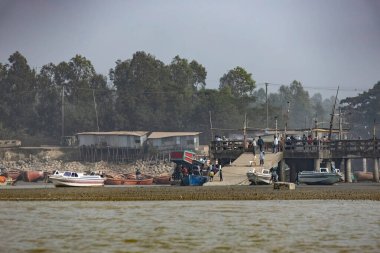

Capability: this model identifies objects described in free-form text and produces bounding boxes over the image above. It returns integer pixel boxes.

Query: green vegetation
[0,51,378,144]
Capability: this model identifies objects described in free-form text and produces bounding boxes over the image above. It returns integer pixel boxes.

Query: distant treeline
[0,51,378,144]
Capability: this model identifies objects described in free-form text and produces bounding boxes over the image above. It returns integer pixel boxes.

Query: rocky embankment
[0,150,175,177]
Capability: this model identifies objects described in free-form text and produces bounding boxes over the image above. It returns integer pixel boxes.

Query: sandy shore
[1,182,379,201]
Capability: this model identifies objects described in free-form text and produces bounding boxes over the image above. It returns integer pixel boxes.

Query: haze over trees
[0,51,378,145]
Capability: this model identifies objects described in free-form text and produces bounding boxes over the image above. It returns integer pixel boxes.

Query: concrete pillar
[314,158,321,172]
[340,159,345,181]
[279,159,286,182]
[346,158,352,183]
[363,158,367,173]
[373,158,379,183]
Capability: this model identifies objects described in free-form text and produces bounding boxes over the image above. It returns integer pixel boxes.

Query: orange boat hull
[354,171,377,181]
[23,171,44,182]
[153,175,171,185]
[124,177,153,185]
[104,178,125,185]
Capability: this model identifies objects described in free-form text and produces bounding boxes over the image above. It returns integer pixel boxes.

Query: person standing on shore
[258,136,264,152]
[219,165,223,181]
[259,151,265,166]
[273,135,279,153]
[252,138,257,157]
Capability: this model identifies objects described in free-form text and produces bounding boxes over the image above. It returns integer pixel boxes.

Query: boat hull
[181,175,208,186]
[153,175,172,185]
[354,171,376,181]
[104,178,125,185]
[298,172,341,185]
[23,171,44,182]
[247,168,272,185]
[49,174,105,187]
[3,170,22,181]
[124,178,153,185]
[247,172,271,185]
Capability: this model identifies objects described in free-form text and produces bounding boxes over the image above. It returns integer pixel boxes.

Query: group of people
[248,135,281,166]
[172,162,223,182]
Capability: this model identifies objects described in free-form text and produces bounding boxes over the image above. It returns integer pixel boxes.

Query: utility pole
[328,86,339,140]
[61,86,65,139]
[209,111,213,141]
[339,107,342,140]
[285,101,290,136]
[275,116,278,137]
[92,88,100,132]
[374,119,376,141]
[243,113,247,150]
[265,83,268,130]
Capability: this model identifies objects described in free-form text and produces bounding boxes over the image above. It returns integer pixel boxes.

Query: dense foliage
[0,51,378,144]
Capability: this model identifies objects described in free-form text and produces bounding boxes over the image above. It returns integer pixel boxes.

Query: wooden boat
[354,171,375,181]
[124,174,154,185]
[153,174,172,185]
[2,170,22,181]
[104,175,125,185]
[23,170,44,182]
[49,171,105,187]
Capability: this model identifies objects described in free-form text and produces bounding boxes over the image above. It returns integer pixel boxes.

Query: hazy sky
[1,0,379,99]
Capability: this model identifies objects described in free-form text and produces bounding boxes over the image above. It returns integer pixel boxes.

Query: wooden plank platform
[273,182,295,190]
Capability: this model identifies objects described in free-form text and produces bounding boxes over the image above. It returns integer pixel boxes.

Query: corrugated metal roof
[76,131,149,137]
[148,132,201,139]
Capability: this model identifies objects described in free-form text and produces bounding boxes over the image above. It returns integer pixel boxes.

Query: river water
[0,200,379,253]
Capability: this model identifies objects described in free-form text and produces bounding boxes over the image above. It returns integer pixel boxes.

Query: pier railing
[283,139,380,158]
[210,139,380,160]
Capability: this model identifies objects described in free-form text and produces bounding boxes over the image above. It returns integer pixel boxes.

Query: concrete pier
[363,158,367,172]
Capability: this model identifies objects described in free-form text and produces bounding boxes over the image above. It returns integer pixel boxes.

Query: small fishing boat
[124,173,154,185]
[23,170,44,182]
[354,171,375,182]
[49,171,105,187]
[104,175,125,185]
[153,174,172,185]
[298,167,341,185]
[180,174,208,186]
[1,169,22,182]
[247,167,272,185]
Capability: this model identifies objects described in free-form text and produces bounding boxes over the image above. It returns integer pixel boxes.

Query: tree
[4,52,38,131]
[340,81,380,138]
[278,81,312,129]
[219,66,256,98]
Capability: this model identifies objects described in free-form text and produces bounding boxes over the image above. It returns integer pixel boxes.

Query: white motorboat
[297,167,341,185]
[49,171,105,187]
[247,168,272,185]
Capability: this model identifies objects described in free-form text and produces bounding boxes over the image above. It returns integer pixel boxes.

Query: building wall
[78,134,146,148]
[149,135,199,151]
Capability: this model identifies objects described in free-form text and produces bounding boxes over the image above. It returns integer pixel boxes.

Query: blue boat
[181,174,208,186]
